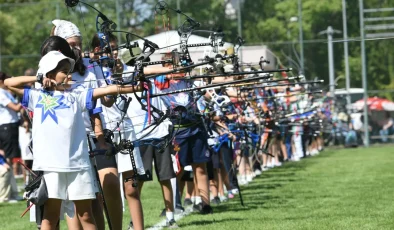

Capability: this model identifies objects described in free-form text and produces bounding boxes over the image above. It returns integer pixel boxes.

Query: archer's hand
[3,163,10,171]
[229,133,237,142]
[22,121,29,133]
[42,78,57,88]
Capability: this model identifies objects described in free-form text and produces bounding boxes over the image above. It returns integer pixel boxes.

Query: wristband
[36,73,44,84]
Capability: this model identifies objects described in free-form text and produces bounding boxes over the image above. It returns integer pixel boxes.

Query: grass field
[1,146,394,230]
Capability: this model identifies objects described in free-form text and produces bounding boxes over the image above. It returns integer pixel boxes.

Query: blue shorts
[176,131,210,167]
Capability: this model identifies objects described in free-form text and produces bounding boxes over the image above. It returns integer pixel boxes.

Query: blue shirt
[0,155,6,165]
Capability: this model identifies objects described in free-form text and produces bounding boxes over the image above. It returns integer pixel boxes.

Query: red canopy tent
[352,97,394,111]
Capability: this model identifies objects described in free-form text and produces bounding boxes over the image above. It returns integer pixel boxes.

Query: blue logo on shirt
[36,93,70,124]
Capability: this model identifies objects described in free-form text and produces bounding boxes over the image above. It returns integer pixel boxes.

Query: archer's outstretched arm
[143,66,172,75]
[92,84,143,100]
[4,76,35,96]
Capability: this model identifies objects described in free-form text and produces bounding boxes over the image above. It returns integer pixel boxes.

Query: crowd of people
[0,19,335,230]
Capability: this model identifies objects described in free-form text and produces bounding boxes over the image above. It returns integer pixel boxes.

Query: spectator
[24,68,36,77]
[0,149,17,203]
[0,72,25,201]
[379,112,394,143]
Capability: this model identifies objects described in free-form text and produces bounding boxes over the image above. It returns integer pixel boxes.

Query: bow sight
[155,1,201,31]
[154,1,225,66]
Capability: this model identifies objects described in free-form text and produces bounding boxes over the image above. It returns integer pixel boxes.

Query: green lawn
[1,146,394,230]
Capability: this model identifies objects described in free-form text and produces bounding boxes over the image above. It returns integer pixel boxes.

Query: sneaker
[261,166,269,171]
[193,203,213,214]
[228,192,235,199]
[254,169,262,176]
[274,162,282,167]
[219,196,228,202]
[210,196,221,205]
[231,188,239,194]
[292,156,301,162]
[246,174,253,182]
[166,219,179,228]
[128,221,133,230]
[200,204,213,214]
[175,205,185,215]
[183,198,193,206]
[311,149,319,156]
[238,178,248,186]
[159,208,166,217]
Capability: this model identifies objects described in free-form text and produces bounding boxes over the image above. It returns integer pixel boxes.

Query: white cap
[52,19,81,40]
[38,51,75,77]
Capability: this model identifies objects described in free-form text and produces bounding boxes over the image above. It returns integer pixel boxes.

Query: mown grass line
[1,146,394,229]
[175,147,394,230]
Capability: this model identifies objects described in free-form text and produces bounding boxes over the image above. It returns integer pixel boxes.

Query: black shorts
[220,144,233,173]
[0,122,21,159]
[138,143,176,182]
[181,170,194,182]
[210,148,221,169]
[176,131,210,167]
[206,159,215,180]
[92,137,118,171]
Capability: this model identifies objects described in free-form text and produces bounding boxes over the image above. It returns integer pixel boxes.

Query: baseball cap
[52,19,82,40]
[119,47,142,65]
[37,51,75,77]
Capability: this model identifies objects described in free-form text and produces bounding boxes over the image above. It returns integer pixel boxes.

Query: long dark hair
[40,36,86,76]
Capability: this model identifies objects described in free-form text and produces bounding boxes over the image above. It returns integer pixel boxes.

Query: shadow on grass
[225,155,322,211]
[180,217,243,227]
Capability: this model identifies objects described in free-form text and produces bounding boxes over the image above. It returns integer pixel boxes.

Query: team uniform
[82,58,119,170]
[127,82,176,182]
[21,87,96,200]
[93,64,144,175]
[160,79,210,167]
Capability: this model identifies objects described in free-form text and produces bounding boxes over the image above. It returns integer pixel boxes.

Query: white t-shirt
[0,88,19,125]
[21,88,94,172]
[71,66,102,134]
[85,61,133,132]
[127,84,171,140]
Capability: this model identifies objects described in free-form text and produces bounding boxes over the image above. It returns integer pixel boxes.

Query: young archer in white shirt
[5,51,142,230]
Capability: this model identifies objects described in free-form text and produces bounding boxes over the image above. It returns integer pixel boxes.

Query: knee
[102,177,120,195]
[74,200,94,219]
[99,169,120,192]
[192,163,207,174]
[124,184,140,199]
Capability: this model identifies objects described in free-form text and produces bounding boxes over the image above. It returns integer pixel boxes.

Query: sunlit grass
[1,146,394,229]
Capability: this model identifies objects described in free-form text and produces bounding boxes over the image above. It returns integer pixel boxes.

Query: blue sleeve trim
[21,88,30,107]
[89,107,102,115]
[85,88,95,110]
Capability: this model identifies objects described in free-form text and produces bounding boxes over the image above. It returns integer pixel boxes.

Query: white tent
[129,30,233,62]
[121,30,276,69]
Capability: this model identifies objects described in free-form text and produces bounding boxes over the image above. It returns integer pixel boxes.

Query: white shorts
[19,127,33,160]
[43,170,96,200]
[114,130,145,174]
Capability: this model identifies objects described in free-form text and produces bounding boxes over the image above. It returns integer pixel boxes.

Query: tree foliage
[0,0,394,98]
